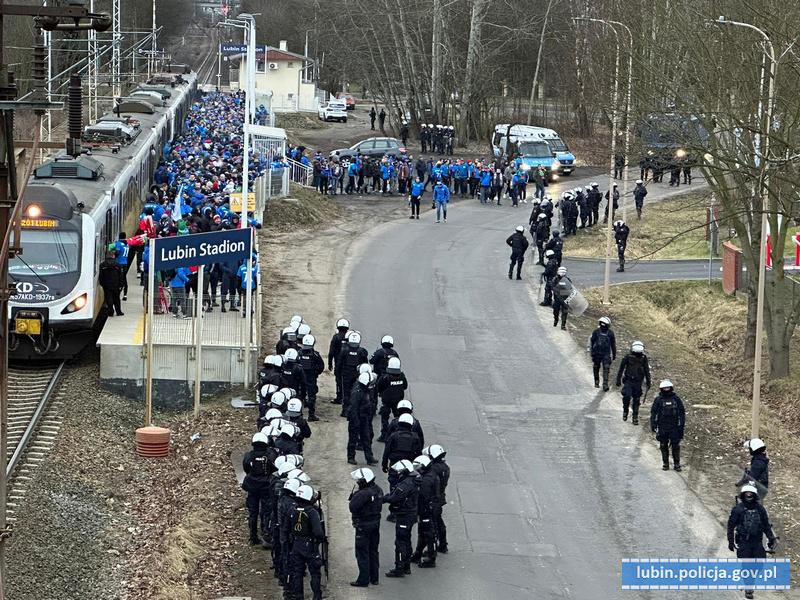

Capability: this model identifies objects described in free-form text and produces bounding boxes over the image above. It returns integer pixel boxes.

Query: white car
[318,100,348,123]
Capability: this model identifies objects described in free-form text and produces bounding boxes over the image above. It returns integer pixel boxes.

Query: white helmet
[252,432,269,445]
[351,467,376,484]
[295,484,314,501]
[591,181,599,187]
[271,355,284,368]
[290,315,303,325]
[279,422,297,438]
[399,413,414,426]
[270,391,287,408]
[282,326,297,341]
[286,398,303,417]
[348,331,362,346]
[285,454,304,468]
[358,363,373,375]
[302,334,315,348]
[358,372,371,386]
[381,335,394,346]
[557,267,567,276]
[585,185,591,190]
[297,323,311,337]
[659,379,674,390]
[283,478,301,494]
[614,220,625,227]
[263,423,281,438]
[428,123,434,128]
[515,225,524,233]
[387,356,401,374]
[260,384,278,399]
[284,348,299,363]
[265,408,283,422]
[391,459,414,474]
[336,318,350,329]
[545,249,554,257]
[288,468,311,482]
[413,455,432,470]
[598,317,611,326]
[612,182,618,187]
[278,387,295,400]
[397,399,413,412]
[274,454,291,470]
[370,372,378,384]
[631,341,645,353]
[277,460,295,476]
[538,213,547,220]
[635,179,643,184]
[427,444,446,460]
[573,187,581,194]
[740,484,758,497]
[263,354,275,365]
[744,438,766,452]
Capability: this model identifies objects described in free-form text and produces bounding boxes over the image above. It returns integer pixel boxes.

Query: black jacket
[727,500,775,548]
[615,352,651,388]
[506,231,529,255]
[335,346,369,381]
[376,372,408,405]
[382,426,422,469]
[349,482,384,525]
[298,349,325,384]
[736,452,769,489]
[382,473,420,517]
[348,382,374,419]
[386,416,424,447]
[650,391,685,435]
[99,260,123,289]
[430,459,450,504]
[369,345,398,376]
[590,327,617,361]
[328,330,347,370]
[280,363,307,399]
[417,470,441,517]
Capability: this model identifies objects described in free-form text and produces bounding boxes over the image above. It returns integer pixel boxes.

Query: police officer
[633,180,647,219]
[281,349,307,401]
[287,484,324,600]
[385,401,425,447]
[603,183,619,224]
[335,331,368,417]
[539,249,558,306]
[410,454,440,568]
[328,318,350,405]
[614,220,630,272]
[650,380,686,471]
[590,317,617,391]
[259,355,283,388]
[376,357,408,442]
[506,226,529,280]
[369,335,398,377]
[268,459,296,566]
[736,439,769,496]
[348,372,378,466]
[615,341,651,424]
[579,186,591,228]
[545,230,564,267]
[382,413,423,497]
[285,398,312,452]
[277,326,299,355]
[425,444,450,553]
[588,182,601,226]
[277,478,301,588]
[275,422,302,456]
[552,266,572,330]
[382,460,420,577]
[532,214,550,265]
[242,432,277,546]
[348,468,384,587]
[727,484,778,600]
[298,334,324,421]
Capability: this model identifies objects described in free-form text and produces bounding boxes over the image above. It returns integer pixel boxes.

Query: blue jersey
[411,181,424,197]
[114,240,129,266]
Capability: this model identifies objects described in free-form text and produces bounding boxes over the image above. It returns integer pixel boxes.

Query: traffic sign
[154,228,252,270]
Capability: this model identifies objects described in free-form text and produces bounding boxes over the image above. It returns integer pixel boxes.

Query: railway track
[5,363,66,521]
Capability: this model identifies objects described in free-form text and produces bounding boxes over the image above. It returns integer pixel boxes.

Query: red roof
[266,49,304,62]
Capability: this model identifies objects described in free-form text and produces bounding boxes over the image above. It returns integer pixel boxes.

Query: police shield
[565,287,589,317]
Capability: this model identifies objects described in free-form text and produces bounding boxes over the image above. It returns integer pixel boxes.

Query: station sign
[220,43,266,59]
[154,228,252,270]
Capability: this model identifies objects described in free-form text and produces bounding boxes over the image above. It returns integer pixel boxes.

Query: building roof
[266,48,308,62]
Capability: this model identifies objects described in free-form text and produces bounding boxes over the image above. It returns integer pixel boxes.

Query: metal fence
[286,158,313,187]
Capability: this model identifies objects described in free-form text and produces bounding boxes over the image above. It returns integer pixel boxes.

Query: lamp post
[606,20,633,222]
[707,16,776,438]
[574,17,621,305]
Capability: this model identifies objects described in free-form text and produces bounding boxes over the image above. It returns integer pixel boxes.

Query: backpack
[593,331,611,355]
[624,354,646,382]
[739,508,762,541]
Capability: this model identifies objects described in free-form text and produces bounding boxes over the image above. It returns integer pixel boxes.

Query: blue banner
[621,558,791,590]
[220,43,266,58]
[154,228,252,270]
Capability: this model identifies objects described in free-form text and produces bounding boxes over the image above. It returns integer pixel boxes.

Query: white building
[236,41,323,113]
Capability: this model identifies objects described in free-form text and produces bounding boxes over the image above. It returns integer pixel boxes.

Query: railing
[286,158,313,187]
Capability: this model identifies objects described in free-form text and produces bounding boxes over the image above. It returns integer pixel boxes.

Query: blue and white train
[9,69,198,359]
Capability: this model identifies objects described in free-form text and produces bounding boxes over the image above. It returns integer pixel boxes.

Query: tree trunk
[744,280,757,359]
[459,0,490,144]
[526,0,555,125]
[430,0,444,123]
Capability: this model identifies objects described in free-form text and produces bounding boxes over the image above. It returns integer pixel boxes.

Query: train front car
[9,184,95,359]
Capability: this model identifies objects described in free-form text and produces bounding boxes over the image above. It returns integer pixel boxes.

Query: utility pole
[112,0,121,97]
[0,5,108,596]
[87,0,98,123]
[430,0,443,123]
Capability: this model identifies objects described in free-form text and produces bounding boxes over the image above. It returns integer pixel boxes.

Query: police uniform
[650,390,686,470]
[298,348,324,419]
[242,444,277,544]
[335,345,368,416]
[349,482,384,585]
[376,371,408,441]
[288,502,324,600]
[383,473,420,576]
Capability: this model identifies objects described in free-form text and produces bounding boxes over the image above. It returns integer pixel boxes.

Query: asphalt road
[342,198,738,599]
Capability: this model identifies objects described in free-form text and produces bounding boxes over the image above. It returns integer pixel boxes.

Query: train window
[105,209,113,246]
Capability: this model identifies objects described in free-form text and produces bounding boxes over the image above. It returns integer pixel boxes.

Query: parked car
[318,100,348,123]
[329,137,405,160]
[337,93,356,110]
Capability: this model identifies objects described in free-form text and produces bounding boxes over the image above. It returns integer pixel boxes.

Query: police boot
[673,445,682,471]
[602,367,610,391]
[307,411,319,422]
[508,268,513,280]
[632,414,639,426]
[386,553,405,578]
[248,517,260,545]
[220,300,227,313]
[744,591,754,599]
[660,446,670,470]
[409,552,422,564]
[622,409,628,422]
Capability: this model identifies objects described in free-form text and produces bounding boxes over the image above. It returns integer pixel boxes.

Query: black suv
[330,137,405,160]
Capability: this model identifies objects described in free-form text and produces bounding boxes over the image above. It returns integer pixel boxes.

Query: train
[9,67,198,360]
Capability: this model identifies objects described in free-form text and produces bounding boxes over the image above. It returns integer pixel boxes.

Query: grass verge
[574,281,800,583]
[263,183,341,232]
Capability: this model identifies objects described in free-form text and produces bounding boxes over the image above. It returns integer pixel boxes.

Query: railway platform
[96,266,261,409]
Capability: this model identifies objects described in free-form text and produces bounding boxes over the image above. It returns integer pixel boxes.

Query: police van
[491,124,575,179]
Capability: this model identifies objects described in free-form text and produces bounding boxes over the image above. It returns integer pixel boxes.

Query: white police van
[492,124,575,179]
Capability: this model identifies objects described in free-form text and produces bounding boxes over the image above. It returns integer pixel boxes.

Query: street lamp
[606,20,634,222]
[574,16,621,305]
[706,16,776,438]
